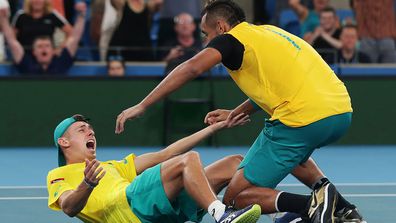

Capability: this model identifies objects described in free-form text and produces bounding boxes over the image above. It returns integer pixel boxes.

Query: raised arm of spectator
[321,31,342,49]
[64,2,86,57]
[289,0,309,21]
[0,9,24,63]
[56,15,74,54]
[147,0,163,13]
[110,0,125,11]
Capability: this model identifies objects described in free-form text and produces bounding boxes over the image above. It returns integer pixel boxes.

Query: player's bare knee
[227,154,243,164]
[182,151,201,167]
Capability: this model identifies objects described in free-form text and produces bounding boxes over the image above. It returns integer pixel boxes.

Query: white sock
[208,200,226,222]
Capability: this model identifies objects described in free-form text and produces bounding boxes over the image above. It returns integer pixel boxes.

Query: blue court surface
[1,146,395,222]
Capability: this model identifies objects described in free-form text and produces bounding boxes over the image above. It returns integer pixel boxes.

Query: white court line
[344,194,396,197]
[0,197,47,200]
[2,194,396,201]
[0,186,46,189]
[1,183,396,189]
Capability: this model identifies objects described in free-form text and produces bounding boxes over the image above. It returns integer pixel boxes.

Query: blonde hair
[23,0,53,15]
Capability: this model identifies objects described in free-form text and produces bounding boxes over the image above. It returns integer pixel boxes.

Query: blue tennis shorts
[126,164,205,223]
[239,112,352,188]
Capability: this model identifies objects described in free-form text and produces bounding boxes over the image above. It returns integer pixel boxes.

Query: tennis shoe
[308,182,338,223]
[217,204,261,223]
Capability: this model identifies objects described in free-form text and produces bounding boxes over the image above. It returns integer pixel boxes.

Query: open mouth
[86,140,95,150]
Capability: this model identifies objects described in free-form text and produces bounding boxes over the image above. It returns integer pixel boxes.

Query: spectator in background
[92,0,118,61]
[107,0,163,61]
[107,55,125,77]
[11,0,72,50]
[253,0,270,25]
[51,0,66,17]
[337,24,371,64]
[307,7,341,64]
[157,0,202,49]
[352,0,396,63]
[161,12,202,74]
[0,2,86,75]
[289,0,330,39]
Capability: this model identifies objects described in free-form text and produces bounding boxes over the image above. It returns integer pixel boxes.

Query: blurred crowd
[0,0,395,76]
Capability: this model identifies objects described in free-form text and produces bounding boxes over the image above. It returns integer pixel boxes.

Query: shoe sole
[321,183,338,223]
[233,204,261,223]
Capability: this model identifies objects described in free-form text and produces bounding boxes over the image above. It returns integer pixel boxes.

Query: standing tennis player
[115,1,365,222]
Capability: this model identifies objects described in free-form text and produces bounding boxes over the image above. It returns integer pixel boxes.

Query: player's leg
[166,155,245,223]
[126,152,261,223]
[204,154,244,194]
[161,151,261,223]
[221,125,314,215]
[292,158,365,222]
[223,115,354,223]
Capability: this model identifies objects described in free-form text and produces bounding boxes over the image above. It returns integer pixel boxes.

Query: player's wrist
[83,178,97,189]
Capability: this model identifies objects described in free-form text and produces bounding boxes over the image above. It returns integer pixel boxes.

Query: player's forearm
[61,182,93,217]
[162,123,222,159]
[233,99,259,116]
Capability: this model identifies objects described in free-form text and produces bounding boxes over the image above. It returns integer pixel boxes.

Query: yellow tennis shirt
[47,154,141,223]
[226,22,352,127]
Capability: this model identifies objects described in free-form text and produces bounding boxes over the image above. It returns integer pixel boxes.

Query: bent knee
[229,154,243,163]
[224,154,243,169]
[182,151,201,166]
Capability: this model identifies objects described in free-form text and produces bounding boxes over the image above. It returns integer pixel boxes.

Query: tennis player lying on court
[46,114,261,223]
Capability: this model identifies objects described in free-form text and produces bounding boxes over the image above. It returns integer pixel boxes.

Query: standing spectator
[289,0,330,39]
[107,55,125,77]
[0,2,86,75]
[307,7,342,64]
[108,0,163,61]
[93,0,118,61]
[352,0,396,63]
[157,0,202,48]
[11,0,72,50]
[337,24,371,64]
[160,12,202,74]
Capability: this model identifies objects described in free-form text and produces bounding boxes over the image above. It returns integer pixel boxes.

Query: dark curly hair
[202,0,246,27]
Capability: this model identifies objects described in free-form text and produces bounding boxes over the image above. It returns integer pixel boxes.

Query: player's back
[226,22,352,127]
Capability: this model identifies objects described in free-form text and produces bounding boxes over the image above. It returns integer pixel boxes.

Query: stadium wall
[1,76,395,147]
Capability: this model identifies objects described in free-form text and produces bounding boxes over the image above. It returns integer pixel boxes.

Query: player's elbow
[61,200,81,217]
[63,207,79,217]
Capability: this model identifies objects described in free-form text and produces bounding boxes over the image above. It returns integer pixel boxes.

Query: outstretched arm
[134,113,250,174]
[115,48,222,133]
[57,159,105,217]
[65,2,86,57]
[0,9,24,63]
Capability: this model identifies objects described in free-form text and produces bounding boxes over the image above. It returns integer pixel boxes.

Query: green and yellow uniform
[207,22,352,188]
[47,154,141,223]
[47,154,202,223]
